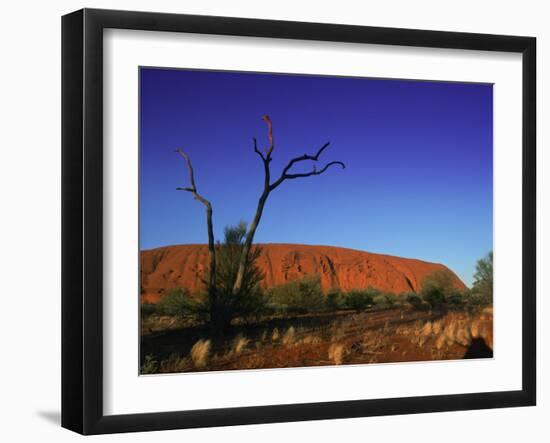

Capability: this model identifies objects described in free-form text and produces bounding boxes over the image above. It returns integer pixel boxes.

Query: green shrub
[372,293,398,309]
[156,288,196,317]
[372,294,387,306]
[446,292,467,308]
[472,251,493,304]
[140,354,158,374]
[421,270,456,295]
[345,288,377,311]
[326,288,345,311]
[140,302,157,318]
[203,222,267,329]
[268,276,324,314]
[406,293,429,310]
[467,291,492,309]
[422,287,446,310]
[420,269,460,310]
[419,267,489,311]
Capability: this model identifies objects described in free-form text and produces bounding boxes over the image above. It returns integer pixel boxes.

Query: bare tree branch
[268,142,346,190]
[232,115,345,296]
[175,148,217,316]
[271,161,346,189]
[253,137,266,162]
[262,115,274,157]
[175,148,212,207]
[280,142,331,177]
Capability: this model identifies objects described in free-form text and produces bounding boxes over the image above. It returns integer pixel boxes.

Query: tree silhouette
[232,115,345,296]
[176,115,345,327]
[175,149,218,324]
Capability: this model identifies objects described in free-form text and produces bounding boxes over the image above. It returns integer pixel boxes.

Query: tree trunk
[231,115,344,296]
[232,192,269,295]
[174,148,220,325]
[204,203,217,321]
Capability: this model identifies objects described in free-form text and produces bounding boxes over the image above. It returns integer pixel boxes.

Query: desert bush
[140,354,158,374]
[422,286,446,310]
[446,292,467,308]
[384,293,398,307]
[372,293,387,306]
[140,302,157,318]
[268,276,325,314]
[471,251,493,305]
[202,222,268,329]
[421,269,457,296]
[406,293,430,311]
[466,291,493,310]
[406,269,484,312]
[420,269,460,310]
[326,288,345,311]
[155,288,198,318]
[373,292,399,310]
[345,288,377,311]
[421,269,460,309]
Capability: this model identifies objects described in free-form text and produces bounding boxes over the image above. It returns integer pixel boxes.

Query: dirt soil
[140,307,493,374]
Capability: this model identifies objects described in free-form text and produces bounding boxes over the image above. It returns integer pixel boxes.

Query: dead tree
[232,115,345,296]
[175,149,217,318]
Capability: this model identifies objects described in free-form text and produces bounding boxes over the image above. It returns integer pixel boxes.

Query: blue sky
[139,68,493,287]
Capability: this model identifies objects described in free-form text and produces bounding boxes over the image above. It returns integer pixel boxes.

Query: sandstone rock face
[140,244,466,303]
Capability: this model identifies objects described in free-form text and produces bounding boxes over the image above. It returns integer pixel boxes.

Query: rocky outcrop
[140,243,466,303]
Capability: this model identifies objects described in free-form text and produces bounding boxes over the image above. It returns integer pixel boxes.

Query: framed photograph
[62,8,536,435]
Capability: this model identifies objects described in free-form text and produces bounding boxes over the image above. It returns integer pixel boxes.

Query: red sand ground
[140,244,466,303]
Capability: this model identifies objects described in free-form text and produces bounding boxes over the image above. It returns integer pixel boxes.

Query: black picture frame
[62,8,536,435]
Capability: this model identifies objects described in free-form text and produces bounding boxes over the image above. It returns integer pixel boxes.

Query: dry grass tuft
[421,321,432,336]
[282,326,296,346]
[159,354,189,373]
[470,320,480,338]
[298,335,321,345]
[430,347,446,360]
[328,343,346,365]
[190,339,211,368]
[423,312,493,351]
[232,335,249,354]
[435,333,446,350]
[331,324,345,342]
[454,321,471,346]
[444,319,457,343]
[395,325,408,335]
[482,306,493,317]
[416,335,427,348]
